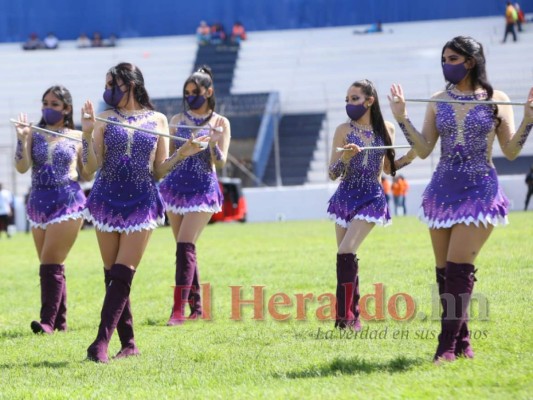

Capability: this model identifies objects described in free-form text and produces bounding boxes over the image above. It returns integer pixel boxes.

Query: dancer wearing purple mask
[14,85,93,335]
[327,79,416,331]
[389,36,533,364]
[81,62,203,363]
[159,65,231,326]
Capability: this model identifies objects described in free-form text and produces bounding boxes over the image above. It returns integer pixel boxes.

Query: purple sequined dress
[327,126,391,227]
[84,110,165,233]
[26,132,86,228]
[420,90,509,228]
[159,115,222,214]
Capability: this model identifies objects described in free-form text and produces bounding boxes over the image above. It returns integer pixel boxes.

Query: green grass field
[0,214,532,399]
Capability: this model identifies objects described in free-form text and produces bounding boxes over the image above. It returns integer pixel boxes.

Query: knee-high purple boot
[167,242,196,326]
[436,267,474,359]
[188,265,202,320]
[31,264,64,334]
[433,262,476,363]
[87,264,135,363]
[104,269,139,359]
[352,267,362,331]
[334,253,361,331]
[53,265,67,331]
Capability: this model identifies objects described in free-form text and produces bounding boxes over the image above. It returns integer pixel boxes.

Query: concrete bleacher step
[2,16,532,194]
[0,35,198,195]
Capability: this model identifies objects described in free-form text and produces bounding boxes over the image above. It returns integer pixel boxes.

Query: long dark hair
[352,79,396,177]
[38,85,75,129]
[442,36,500,125]
[107,62,154,110]
[182,65,216,113]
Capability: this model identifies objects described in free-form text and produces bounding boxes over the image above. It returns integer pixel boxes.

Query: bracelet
[211,143,223,161]
[15,139,24,161]
[517,123,533,149]
[82,138,89,164]
[328,159,346,179]
[397,117,415,146]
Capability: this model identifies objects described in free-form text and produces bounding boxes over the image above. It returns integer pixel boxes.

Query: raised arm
[14,113,33,173]
[494,88,533,160]
[73,130,95,182]
[208,115,231,169]
[389,84,439,159]
[80,100,105,176]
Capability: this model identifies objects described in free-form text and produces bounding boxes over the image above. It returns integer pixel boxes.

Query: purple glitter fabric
[159,117,222,214]
[84,111,165,233]
[420,91,509,228]
[26,132,86,228]
[327,128,391,227]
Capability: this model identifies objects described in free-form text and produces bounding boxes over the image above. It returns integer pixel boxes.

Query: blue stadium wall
[0,0,531,42]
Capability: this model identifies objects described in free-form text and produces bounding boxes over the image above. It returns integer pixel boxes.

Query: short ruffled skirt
[159,169,222,215]
[84,178,165,233]
[420,167,509,229]
[327,181,391,228]
[27,181,86,229]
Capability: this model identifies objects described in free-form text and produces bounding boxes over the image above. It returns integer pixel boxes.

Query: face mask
[42,108,64,125]
[346,103,368,121]
[442,62,469,84]
[186,95,206,110]
[103,87,125,107]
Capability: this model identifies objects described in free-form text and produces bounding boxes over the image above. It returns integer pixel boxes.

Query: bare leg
[447,224,493,264]
[39,219,83,264]
[429,228,451,269]
[176,212,213,243]
[337,219,375,254]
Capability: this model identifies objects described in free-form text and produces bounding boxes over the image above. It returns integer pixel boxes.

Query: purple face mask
[346,103,368,121]
[103,87,125,107]
[186,95,206,110]
[442,63,469,84]
[42,108,64,125]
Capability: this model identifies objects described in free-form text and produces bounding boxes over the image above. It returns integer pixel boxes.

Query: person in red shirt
[231,21,247,44]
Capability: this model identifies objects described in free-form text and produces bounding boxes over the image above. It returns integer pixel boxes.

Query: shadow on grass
[0,361,69,370]
[0,330,27,339]
[278,355,423,378]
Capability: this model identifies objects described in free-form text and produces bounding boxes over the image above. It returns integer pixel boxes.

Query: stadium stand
[193,43,240,95]
[1,16,532,196]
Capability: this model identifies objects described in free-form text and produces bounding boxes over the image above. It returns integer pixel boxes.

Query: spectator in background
[77,33,91,48]
[22,33,43,50]
[525,165,533,211]
[392,175,409,215]
[91,31,104,47]
[231,21,247,43]
[210,22,226,44]
[391,176,401,215]
[104,33,118,47]
[353,21,384,34]
[381,176,391,209]
[515,3,525,31]
[43,32,59,49]
[0,183,13,239]
[502,1,518,43]
[196,21,210,45]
